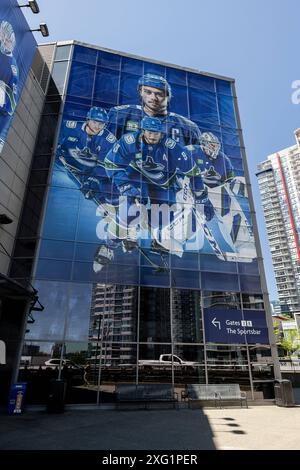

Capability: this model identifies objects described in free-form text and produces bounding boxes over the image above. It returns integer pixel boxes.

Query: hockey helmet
[86,107,108,123]
[141,116,165,133]
[138,74,172,99]
[0,21,16,55]
[200,132,221,159]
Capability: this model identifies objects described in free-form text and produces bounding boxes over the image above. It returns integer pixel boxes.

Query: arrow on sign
[212,318,221,330]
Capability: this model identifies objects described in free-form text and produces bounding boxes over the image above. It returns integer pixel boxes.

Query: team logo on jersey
[67,136,77,142]
[106,133,116,143]
[124,134,136,145]
[70,147,97,167]
[66,121,77,129]
[126,120,139,132]
[135,156,164,182]
[202,165,221,181]
[165,138,176,149]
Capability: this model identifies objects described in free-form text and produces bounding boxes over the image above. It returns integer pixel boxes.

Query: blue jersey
[0,51,18,148]
[105,132,204,202]
[187,145,234,188]
[57,120,117,180]
[107,104,201,146]
[0,51,18,116]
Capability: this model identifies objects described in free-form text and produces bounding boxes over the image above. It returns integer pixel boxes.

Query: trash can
[46,379,66,413]
[274,379,295,407]
[8,383,27,415]
[262,382,275,399]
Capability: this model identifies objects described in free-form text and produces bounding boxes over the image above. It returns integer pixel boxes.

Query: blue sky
[23,0,300,299]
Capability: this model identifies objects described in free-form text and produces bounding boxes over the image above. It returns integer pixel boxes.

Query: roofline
[38,40,235,83]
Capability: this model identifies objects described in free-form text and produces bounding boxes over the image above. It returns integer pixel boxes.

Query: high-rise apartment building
[257,129,300,315]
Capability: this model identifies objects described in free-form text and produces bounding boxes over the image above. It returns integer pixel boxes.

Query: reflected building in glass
[88,284,138,366]
[7,40,281,405]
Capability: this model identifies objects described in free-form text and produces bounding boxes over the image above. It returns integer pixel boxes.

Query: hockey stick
[58,158,172,273]
[193,205,227,261]
[137,245,169,273]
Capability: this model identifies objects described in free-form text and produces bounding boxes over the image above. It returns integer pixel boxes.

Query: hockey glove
[81,176,101,200]
[195,190,214,222]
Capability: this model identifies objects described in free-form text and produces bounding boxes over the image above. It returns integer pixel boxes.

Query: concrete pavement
[0,405,299,450]
[205,406,300,450]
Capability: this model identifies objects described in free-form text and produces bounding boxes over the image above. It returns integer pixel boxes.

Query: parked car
[44,359,83,369]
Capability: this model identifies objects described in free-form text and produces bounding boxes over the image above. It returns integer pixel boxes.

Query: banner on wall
[39,45,260,291]
[0,0,36,153]
[204,309,269,344]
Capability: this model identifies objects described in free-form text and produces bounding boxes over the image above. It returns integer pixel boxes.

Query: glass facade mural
[18,44,274,404]
[0,0,36,152]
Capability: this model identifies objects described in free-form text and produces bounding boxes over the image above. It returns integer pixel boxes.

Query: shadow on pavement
[0,408,217,450]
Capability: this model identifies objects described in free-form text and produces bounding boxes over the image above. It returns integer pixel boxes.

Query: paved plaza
[0,404,300,450]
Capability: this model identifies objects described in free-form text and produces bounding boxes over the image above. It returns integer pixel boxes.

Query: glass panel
[169,84,189,117]
[63,342,92,404]
[218,94,237,128]
[25,281,68,341]
[173,345,205,394]
[55,45,71,61]
[242,294,264,310]
[67,62,95,98]
[206,345,251,395]
[98,51,121,70]
[88,284,138,344]
[94,67,120,104]
[51,61,68,94]
[65,283,94,342]
[201,272,239,292]
[202,291,241,309]
[188,73,216,92]
[18,341,61,404]
[139,287,171,342]
[73,45,97,65]
[35,259,72,281]
[216,80,233,96]
[97,342,137,402]
[172,289,203,343]
[138,344,172,384]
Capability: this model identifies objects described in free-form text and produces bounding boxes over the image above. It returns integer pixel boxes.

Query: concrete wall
[0,56,46,276]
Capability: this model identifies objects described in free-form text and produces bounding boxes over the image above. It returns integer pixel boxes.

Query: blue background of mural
[37,45,261,294]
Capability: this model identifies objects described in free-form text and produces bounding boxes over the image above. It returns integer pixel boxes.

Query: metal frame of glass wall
[15,42,278,404]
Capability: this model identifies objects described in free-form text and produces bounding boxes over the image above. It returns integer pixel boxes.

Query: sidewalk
[205,406,300,450]
[1,404,300,450]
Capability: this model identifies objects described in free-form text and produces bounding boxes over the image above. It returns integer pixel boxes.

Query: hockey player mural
[187,132,256,260]
[56,106,117,204]
[0,20,18,152]
[107,73,201,145]
[0,0,37,153]
[41,46,258,287]
[102,116,215,269]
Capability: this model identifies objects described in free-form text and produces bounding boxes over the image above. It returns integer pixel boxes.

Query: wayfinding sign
[204,309,269,344]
